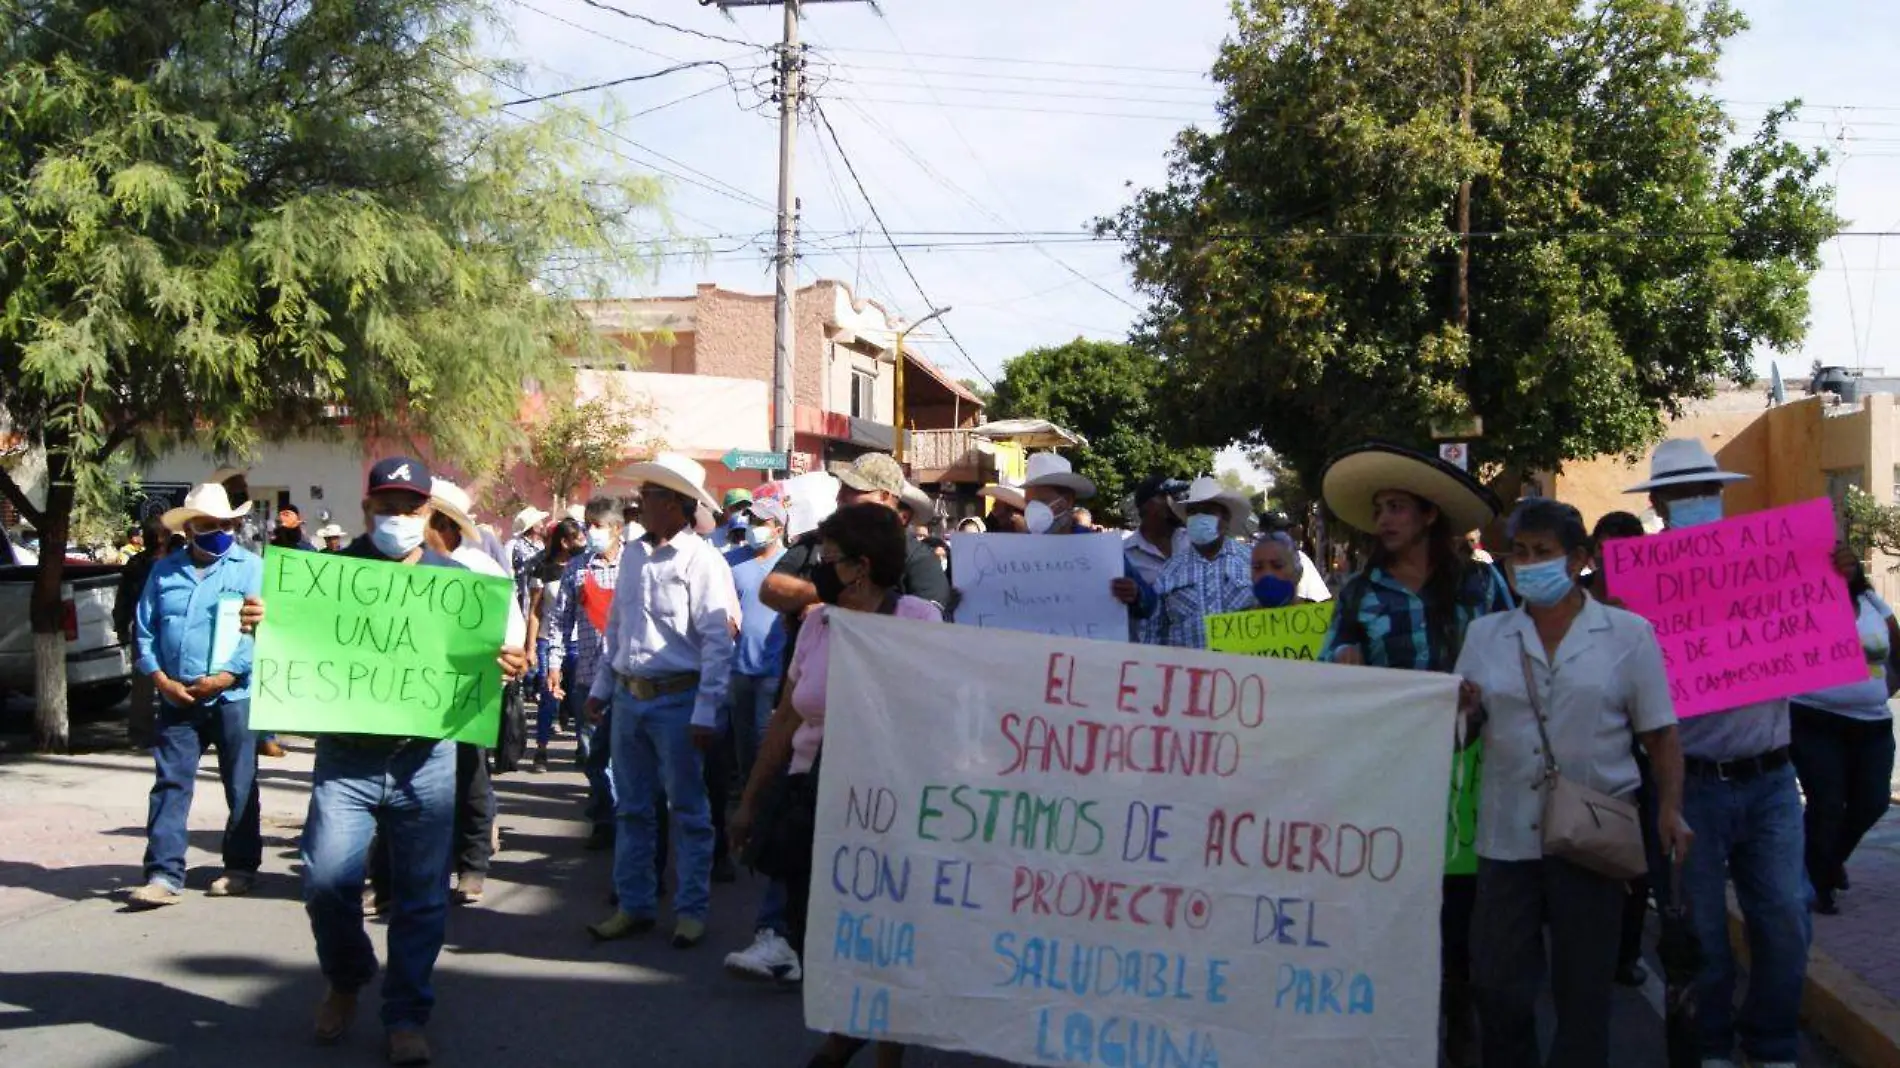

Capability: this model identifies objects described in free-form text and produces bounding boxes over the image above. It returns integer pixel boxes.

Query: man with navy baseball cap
[249,454,527,1065]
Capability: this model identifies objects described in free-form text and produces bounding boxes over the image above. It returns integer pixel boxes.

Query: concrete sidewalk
[1792,808,1900,1068]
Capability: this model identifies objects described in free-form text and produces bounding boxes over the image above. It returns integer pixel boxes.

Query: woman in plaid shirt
[1319,443,1512,1068]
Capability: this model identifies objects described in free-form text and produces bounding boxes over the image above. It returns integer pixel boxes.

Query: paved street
[0,704,1847,1067]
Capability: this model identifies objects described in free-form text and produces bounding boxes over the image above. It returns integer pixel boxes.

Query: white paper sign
[783,471,840,541]
[805,612,1457,1068]
[951,532,1128,641]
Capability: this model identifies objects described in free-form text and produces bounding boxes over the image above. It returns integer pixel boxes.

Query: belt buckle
[626,675,656,700]
[1715,760,1733,782]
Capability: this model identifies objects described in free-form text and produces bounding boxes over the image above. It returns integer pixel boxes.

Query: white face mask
[745,524,778,551]
[370,514,426,558]
[586,526,614,553]
[1025,500,1058,535]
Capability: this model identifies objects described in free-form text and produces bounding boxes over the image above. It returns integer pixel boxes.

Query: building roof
[904,350,985,408]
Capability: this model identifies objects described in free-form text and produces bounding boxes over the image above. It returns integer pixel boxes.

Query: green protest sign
[248,549,513,744]
[1446,745,1482,876]
[1204,602,1336,659]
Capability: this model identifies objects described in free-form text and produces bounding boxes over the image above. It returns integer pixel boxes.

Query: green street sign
[722,448,787,471]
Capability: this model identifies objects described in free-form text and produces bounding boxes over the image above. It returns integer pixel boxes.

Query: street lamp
[892,305,951,464]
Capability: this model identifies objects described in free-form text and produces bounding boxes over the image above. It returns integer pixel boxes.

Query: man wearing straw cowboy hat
[585,453,735,950]
[126,480,266,911]
[1014,452,1158,623]
[1318,442,1513,1068]
[1627,439,1807,1068]
[1151,475,1257,649]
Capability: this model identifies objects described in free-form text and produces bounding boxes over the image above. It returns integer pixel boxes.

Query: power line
[815,45,1208,77]
[506,0,686,61]
[814,59,1217,95]
[833,76,1218,110]
[564,0,761,49]
[501,58,743,107]
[834,95,1206,122]
[811,99,995,389]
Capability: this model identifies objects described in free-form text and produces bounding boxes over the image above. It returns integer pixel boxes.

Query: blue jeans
[302,738,456,1031]
[532,638,557,746]
[728,672,780,788]
[1680,762,1811,1063]
[609,686,711,921]
[582,706,616,829]
[143,698,262,889]
[756,879,789,936]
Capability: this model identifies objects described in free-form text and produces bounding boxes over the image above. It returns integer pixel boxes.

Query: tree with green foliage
[1103,0,1837,495]
[526,382,665,512]
[988,339,1215,522]
[0,0,663,750]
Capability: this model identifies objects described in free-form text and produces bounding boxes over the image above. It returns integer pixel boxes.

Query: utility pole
[710,0,867,479]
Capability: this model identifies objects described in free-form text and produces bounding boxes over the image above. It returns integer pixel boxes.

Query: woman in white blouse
[1454,498,1691,1068]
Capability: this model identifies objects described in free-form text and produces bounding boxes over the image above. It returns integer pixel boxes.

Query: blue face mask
[1253,574,1296,608]
[1513,557,1575,608]
[1667,494,1723,529]
[192,528,235,558]
[1186,513,1224,547]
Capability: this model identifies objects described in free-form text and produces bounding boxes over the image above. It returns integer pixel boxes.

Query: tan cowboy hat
[160,483,250,533]
[1322,442,1501,536]
[1171,476,1255,539]
[622,452,721,517]
[978,484,1026,511]
[512,506,550,536]
[1021,452,1095,497]
[900,482,935,521]
[429,479,482,547]
[1624,438,1750,493]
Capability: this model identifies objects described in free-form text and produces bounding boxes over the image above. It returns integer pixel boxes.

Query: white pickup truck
[0,563,134,710]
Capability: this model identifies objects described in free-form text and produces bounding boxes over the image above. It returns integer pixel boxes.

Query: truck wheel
[71,681,131,713]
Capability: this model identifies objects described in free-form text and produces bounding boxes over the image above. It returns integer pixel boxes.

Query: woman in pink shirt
[733,503,938,1068]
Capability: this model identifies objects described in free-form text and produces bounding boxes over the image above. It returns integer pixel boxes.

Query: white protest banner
[783,471,840,541]
[951,532,1128,640]
[805,611,1457,1068]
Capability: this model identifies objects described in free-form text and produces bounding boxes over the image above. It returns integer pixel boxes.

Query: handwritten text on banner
[804,611,1457,1068]
[1601,498,1862,718]
[248,550,513,743]
[1204,603,1336,660]
[952,532,1128,640]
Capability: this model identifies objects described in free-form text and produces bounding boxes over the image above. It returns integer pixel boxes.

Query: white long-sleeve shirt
[588,529,735,728]
[450,546,528,648]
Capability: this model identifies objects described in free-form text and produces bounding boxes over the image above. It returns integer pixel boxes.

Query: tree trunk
[30,476,73,753]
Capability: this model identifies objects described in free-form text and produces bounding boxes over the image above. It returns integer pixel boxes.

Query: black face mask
[813,562,846,605]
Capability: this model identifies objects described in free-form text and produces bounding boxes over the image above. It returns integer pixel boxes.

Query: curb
[1729,902,1900,1068]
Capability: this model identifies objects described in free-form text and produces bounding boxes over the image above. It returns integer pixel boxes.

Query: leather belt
[618,671,699,700]
[1685,746,1790,782]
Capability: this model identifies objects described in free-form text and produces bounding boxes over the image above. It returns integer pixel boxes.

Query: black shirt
[770,530,951,674]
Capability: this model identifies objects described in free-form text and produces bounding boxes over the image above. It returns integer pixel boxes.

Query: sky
[491,0,1900,475]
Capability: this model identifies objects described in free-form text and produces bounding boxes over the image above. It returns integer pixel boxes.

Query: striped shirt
[1153,538,1256,649]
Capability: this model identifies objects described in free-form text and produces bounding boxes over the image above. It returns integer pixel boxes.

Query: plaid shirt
[1153,537,1257,649]
[545,548,621,690]
[1321,563,1514,670]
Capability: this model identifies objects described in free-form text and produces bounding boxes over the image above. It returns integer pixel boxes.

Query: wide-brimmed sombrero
[1321,442,1500,536]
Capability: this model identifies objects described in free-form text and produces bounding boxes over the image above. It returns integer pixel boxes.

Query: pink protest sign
[1601,498,1863,717]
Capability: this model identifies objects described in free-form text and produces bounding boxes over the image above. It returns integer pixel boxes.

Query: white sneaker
[724,928,802,984]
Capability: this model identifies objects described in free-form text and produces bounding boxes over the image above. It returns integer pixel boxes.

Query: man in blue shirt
[128,481,267,910]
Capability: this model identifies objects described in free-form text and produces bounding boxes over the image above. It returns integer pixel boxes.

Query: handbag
[1519,641,1647,880]
[490,680,528,774]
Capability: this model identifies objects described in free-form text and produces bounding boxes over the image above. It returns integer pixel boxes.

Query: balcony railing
[907,429,993,479]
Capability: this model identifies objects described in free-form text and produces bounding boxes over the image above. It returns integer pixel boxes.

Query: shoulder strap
[1517,634,1559,781]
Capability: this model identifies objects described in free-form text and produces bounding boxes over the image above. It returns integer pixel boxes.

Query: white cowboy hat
[315,523,347,540]
[1624,438,1750,493]
[429,479,482,547]
[1170,476,1256,538]
[621,452,721,518]
[900,482,936,522]
[160,483,250,533]
[978,484,1026,511]
[1021,453,1095,497]
[512,506,550,536]
[1322,442,1501,536]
